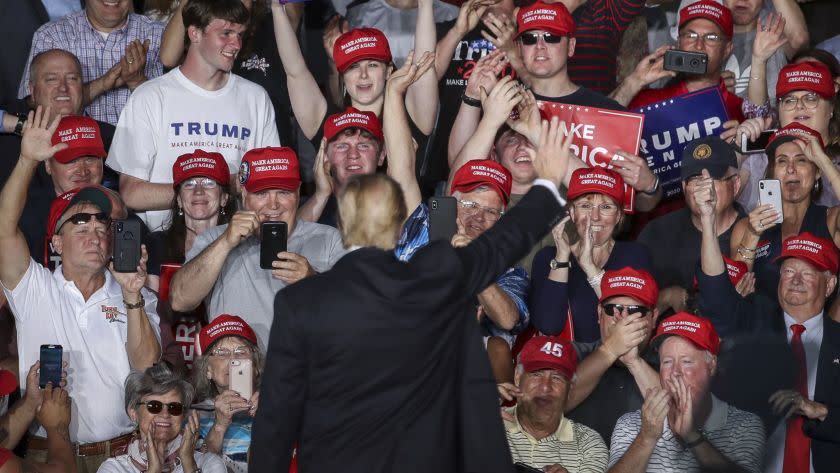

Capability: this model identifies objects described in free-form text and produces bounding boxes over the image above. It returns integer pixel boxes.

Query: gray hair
[193,337,264,401]
[124,362,195,415]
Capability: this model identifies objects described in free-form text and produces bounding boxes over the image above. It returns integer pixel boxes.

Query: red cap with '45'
[519,336,577,379]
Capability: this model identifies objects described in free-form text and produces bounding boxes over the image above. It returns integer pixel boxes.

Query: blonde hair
[337,174,407,250]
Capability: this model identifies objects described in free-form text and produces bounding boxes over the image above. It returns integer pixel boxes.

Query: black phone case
[664,50,708,75]
[39,345,62,388]
[429,197,458,242]
[112,219,143,273]
[260,222,288,270]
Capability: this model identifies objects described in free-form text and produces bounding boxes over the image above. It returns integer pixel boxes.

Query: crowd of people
[0,0,839,472]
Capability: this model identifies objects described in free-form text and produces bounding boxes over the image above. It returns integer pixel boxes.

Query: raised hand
[141,423,165,473]
[533,117,575,188]
[690,169,717,220]
[481,11,517,56]
[507,88,541,146]
[223,211,260,248]
[455,0,495,36]
[465,49,509,101]
[479,76,523,128]
[313,138,333,198]
[746,203,780,236]
[322,15,350,62]
[386,49,435,97]
[628,45,677,89]
[120,39,150,90]
[178,411,201,472]
[271,251,316,284]
[550,215,572,261]
[801,132,834,169]
[573,218,597,276]
[611,151,657,193]
[214,389,252,427]
[20,106,67,163]
[666,375,697,441]
[602,311,648,359]
[640,387,671,442]
[753,13,788,63]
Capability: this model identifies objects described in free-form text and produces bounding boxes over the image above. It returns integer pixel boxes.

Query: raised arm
[747,13,788,106]
[609,45,675,107]
[271,1,328,139]
[435,0,493,80]
[384,50,435,214]
[0,107,66,290]
[772,0,808,58]
[297,140,333,223]
[170,211,259,311]
[159,0,188,68]
[404,0,440,135]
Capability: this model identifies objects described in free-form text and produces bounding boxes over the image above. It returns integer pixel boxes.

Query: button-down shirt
[18,9,164,125]
[764,312,825,473]
[504,405,608,472]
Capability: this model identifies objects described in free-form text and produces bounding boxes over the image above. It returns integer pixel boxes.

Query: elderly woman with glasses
[530,168,652,342]
[192,315,263,471]
[145,151,235,293]
[97,362,225,473]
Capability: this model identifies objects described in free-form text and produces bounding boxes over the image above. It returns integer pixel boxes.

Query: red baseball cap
[679,0,733,38]
[776,61,836,100]
[599,267,659,307]
[47,185,113,237]
[691,255,749,289]
[519,336,577,379]
[567,167,626,205]
[653,312,721,355]
[516,1,575,37]
[195,314,258,357]
[324,107,384,142]
[172,150,230,189]
[51,115,106,164]
[0,369,17,396]
[333,28,392,74]
[239,147,301,193]
[774,231,840,274]
[450,159,512,205]
[766,123,825,158]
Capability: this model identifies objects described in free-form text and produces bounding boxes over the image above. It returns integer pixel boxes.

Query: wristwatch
[123,295,145,310]
[461,92,481,108]
[641,175,660,195]
[13,113,27,136]
[549,258,570,270]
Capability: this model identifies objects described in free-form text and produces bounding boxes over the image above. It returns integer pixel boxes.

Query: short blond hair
[337,174,406,250]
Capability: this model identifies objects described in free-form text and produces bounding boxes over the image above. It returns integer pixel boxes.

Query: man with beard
[503,336,608,472]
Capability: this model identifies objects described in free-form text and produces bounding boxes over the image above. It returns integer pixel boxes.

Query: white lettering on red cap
[662,320,701,333]
[470,164,507,184]
[334,113,371,128]
[523,10,558,24]
[686,4,724,19]
[607,275,646,290]
[180,157,217,172]
[579,173,617,188]
[207,320,244,338]
[340,37,378,55]
[786,239,823,254]
[252,157,290,173]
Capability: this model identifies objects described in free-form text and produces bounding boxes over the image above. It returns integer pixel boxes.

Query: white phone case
[759,179,784,224]
[229,359,253,400]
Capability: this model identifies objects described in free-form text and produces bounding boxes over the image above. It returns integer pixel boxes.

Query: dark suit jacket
[698,270,840,472]
[250,185,563,473]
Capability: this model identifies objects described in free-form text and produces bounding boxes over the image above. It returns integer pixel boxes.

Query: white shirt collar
[783,311,824,334]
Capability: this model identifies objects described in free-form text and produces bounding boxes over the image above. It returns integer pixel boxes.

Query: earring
[178,207,184,216]
[220,207,226,216]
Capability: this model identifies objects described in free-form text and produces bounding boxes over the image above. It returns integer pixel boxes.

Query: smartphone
[260,222,288,270]
[740,129,776,154]
[429,197,458,242]
[514,463,544,473]
[664,50,708,75]
[229,359,253,400]
[39,344,62,388]
[112,219,143,273]
[759,179,784,224]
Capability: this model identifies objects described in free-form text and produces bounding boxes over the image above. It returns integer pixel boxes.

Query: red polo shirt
[629,79,745,122]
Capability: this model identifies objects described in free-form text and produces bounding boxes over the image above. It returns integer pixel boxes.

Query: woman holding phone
[192,315,263,471]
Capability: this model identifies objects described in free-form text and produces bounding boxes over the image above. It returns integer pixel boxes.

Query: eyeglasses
[180,178,219,190]
[572,202,619,216]
[57,212,112,233]
[678,31,724,44]
[457,199,504,221]
[778,93,822,112]
[520,32,565,46]
[209,346,252,358]
[602,303,651,317]
[136,400,184,416]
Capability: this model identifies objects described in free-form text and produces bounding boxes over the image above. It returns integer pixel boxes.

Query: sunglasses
[520,32,565,45]
[602,303,651,317]
[57,212,112,233]
[137,400,184,416]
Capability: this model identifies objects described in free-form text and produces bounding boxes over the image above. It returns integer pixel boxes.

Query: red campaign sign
[536,102,645,212]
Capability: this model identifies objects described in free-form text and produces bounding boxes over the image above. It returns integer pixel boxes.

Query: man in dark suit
[249,115,573,472]
[693,169,840,473]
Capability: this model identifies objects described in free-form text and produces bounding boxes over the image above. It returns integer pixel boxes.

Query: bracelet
[682,432,705,449]
[737,245,756,253]
[461,92,481,108]
[587,269,605,289]
[123,294,145,310]
[641,175,660,195]
[13,113,27,136]
[736,247,756,260]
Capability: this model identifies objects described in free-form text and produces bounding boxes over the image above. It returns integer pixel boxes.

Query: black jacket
[250,185,563,473]
[698,269,840,472]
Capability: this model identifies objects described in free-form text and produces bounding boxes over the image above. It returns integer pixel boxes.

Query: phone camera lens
[760,182,764,189]
[432,202,438,209]
[116,223,123,232]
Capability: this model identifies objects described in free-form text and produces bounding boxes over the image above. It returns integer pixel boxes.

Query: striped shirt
[568,0,647,94]
[504,406,608,472]
[18,10,164,125]
[608,395,765,473]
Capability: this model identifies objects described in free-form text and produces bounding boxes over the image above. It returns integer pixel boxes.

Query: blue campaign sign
[633,86,729,198]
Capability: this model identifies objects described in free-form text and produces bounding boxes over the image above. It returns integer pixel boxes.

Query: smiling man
[17,0,164,125]
[169,147,346,348]
[107,0,281,231]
